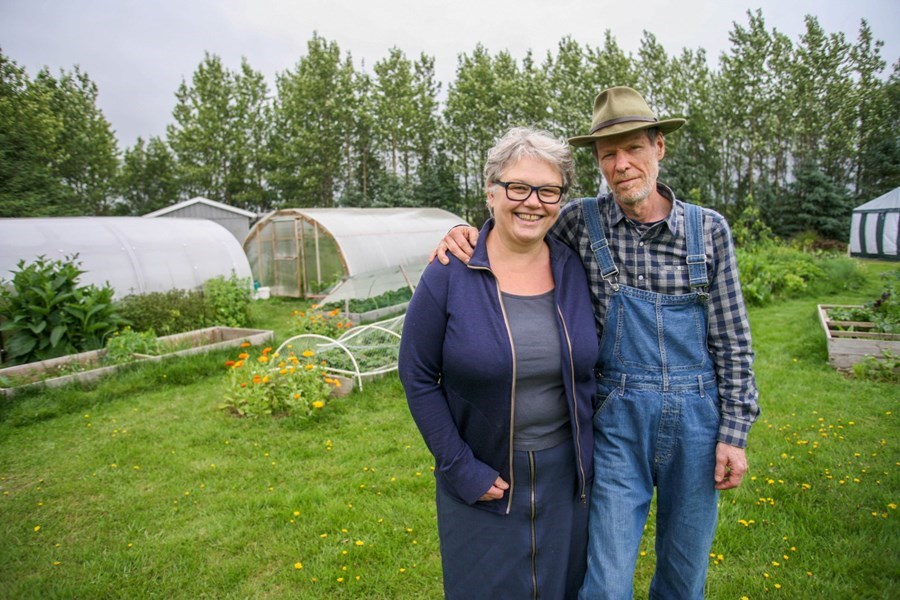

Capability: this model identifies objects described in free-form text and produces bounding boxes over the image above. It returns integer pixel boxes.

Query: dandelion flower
[312,401,325,409]
[294,562,303,570]
[33,525,41,532]
[302,350,315,358]
[355,540,365,546]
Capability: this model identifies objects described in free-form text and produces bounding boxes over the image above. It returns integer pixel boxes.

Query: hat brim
[568,118,686,147]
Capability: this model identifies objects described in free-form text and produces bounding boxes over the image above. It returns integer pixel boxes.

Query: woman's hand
[478,476,509,501]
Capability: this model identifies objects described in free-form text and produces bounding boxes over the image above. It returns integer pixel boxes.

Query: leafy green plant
[827,271,900,333]
[104,327,159,364]
[219,343,340,418]
[322,287,412,314]
[851,350,900,384]
[0,255,125,365]
[203,273,252,327]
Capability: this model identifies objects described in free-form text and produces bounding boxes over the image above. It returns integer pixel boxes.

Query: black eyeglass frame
[492,180,567,205]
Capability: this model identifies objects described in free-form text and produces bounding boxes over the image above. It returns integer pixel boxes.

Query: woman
[398,127,598,599]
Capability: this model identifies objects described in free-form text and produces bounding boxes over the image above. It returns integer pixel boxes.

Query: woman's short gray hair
[483,127,575,196]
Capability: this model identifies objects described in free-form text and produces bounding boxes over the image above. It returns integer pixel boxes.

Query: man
[436,87,760,598]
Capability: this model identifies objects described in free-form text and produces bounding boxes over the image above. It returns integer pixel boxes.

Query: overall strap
[582,197,620,287]
[684,202,709,292]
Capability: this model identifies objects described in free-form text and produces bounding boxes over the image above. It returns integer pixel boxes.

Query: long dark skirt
[435,441,588,600]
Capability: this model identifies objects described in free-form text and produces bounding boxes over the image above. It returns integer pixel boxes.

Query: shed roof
[143,196,257,219]
[0,217,252,298]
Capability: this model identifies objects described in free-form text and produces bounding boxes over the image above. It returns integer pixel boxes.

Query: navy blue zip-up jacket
[399,219,597,515]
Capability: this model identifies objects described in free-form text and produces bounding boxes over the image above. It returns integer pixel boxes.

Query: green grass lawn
[1,262,897,599]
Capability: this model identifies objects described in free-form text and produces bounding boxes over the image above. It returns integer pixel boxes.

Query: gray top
[503,290,571,451]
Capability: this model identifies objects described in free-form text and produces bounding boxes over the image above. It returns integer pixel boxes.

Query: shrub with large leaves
[0,255,125,365]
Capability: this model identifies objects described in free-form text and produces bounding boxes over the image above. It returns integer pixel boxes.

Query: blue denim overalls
[579,197,720,600]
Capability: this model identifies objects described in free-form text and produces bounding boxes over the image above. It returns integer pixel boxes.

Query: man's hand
[478,476,510,501]
[714,443,748,490]
[428,225,479,265]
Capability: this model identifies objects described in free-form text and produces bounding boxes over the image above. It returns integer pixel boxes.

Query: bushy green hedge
[115,288,209,335]
[736,244,866,306]
[115,274,252,335]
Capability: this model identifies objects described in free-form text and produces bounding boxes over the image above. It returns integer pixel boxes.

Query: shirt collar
[607,182,681,235]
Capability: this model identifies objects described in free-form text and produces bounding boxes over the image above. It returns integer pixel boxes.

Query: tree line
[1,9,897,240]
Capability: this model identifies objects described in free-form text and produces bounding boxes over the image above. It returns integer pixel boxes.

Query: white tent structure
[0,217,253,298]
[243,207,465,298]
[849,187,899,261]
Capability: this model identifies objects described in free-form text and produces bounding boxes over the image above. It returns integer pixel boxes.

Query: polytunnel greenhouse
[0,217,252,298]
[243,207,465,299]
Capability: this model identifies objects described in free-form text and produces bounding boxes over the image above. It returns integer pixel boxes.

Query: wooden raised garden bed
[817,304,900,370]
[0,326,273,398]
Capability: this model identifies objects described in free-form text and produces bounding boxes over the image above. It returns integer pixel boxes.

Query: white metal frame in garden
[273,314,404,391]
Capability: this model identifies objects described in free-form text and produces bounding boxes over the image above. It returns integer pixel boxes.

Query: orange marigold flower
[240,382,247,388]
[252,375,262,384]
[234,360,244,368]
[258,356,269,363]
[240,342,251,348]
[328,308,340,316]
[302,350,315,358]
[238,353,249,360]
[224,360,235,367]
[262,347,272,355]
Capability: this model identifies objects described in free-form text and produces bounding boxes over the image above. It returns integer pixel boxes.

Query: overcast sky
[1,0,897,149]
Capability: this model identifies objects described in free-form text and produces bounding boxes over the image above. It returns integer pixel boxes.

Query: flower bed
[817,304,900,370]
[0,327,273,397]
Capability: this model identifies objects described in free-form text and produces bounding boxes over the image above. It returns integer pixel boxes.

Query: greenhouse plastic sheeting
[0,217,252,298]
[320,263,425,304]
[296,208,462,275]
[244,207,465,298]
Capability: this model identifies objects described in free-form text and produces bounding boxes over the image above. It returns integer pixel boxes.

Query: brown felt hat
[568,86,686,147]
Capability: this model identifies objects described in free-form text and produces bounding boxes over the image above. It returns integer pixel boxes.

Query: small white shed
[143,196,257,243]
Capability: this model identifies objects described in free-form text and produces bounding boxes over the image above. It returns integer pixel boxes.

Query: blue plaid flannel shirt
[552,184,760,448]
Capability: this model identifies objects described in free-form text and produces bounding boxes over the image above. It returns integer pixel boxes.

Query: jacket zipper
[468,263,517,514]
[496,279,517,515]
[529,451,538,599]
[557,305,588,504]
